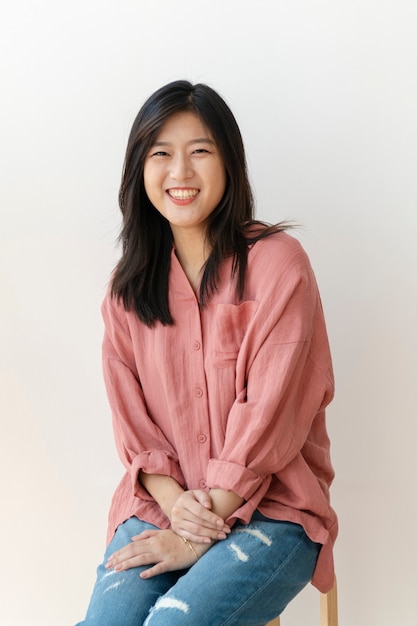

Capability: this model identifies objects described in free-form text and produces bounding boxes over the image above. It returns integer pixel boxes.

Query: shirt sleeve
[206,244,334,520]
[101,293,186,499]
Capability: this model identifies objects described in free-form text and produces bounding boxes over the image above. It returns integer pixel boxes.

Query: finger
[179,529,226,544]
[173,499,229,532]
[106,538,153,570]
[192,489,213,509]
[106,530,156,565]
[140,560,172,579]
[173,509,220,532]
[188,496,230,532]
[173,517,231,544]
[131,529,159,541]
[172,509,231,539]
[107,551,150,572]
[178,519,229,541]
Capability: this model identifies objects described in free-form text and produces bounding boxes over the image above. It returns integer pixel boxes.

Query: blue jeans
[76,512,320,626]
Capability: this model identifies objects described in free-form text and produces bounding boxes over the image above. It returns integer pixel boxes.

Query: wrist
[181,537,200,561]
[193,540,212,559]
[139,471,184,520]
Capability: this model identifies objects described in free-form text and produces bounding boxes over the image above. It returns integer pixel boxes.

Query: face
[143,111,227,241]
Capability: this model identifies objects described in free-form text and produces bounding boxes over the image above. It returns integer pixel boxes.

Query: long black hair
[111,80,286,326]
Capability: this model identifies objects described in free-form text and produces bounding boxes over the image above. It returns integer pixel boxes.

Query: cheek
[143,166,160,200]
[143,164,151,193]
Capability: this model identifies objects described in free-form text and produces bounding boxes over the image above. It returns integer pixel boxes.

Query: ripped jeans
[76,512,320,626]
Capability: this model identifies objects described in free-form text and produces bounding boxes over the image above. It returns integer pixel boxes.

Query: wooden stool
[266,577,338,626]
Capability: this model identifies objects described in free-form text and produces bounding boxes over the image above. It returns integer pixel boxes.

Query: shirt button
[195,387,203,397]
[197,434,207,443]
[193,341,201,350]
[199,480,207,488]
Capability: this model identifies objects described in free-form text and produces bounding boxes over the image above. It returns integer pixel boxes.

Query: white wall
[1,1,416,624]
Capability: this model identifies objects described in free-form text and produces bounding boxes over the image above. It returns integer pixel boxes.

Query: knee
[143,596,192,625]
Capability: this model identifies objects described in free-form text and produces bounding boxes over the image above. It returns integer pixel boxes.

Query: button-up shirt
[101,231,338,592]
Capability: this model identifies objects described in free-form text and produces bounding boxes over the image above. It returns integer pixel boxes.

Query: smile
[168,188,199,200]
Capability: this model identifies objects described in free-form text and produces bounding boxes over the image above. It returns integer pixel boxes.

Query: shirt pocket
[212,300,259,368]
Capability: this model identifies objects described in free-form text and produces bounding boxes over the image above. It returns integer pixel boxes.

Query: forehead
[155,111,213,142]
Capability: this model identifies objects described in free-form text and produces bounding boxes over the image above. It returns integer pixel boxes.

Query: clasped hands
[105,490,231,579]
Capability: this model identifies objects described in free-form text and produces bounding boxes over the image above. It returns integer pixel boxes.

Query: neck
[172,228,211,292]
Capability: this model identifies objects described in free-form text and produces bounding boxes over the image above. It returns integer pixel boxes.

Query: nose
[170,154,193,181]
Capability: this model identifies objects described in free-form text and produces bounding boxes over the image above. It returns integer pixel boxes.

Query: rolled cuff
[207,459,268,500]
[207,459,272,528]
[131,450,186,499]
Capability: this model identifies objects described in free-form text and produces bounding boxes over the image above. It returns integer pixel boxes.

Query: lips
[168,188,199,200]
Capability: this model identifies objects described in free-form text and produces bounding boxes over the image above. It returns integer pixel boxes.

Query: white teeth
[168,189,198,200]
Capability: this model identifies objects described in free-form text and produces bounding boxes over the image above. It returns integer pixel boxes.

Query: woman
[77,80,337,625]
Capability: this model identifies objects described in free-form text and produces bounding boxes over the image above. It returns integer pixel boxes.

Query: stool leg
[320,577,338,626]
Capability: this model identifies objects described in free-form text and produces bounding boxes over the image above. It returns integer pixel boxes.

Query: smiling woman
[75,80,337,625]
[143,111,227,287]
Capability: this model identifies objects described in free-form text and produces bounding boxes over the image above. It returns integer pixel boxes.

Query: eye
[192,148,210,155]
[151,150,169,157]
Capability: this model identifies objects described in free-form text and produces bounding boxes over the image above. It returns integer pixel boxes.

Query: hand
[171,489,231,543]
[105,528,203,579]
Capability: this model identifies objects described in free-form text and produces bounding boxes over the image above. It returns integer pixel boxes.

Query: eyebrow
[151,137,216,147]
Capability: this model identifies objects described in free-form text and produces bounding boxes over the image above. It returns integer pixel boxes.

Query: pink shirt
[101,231,338,592]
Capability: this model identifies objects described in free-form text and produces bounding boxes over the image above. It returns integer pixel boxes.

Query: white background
[1,1,416,624]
